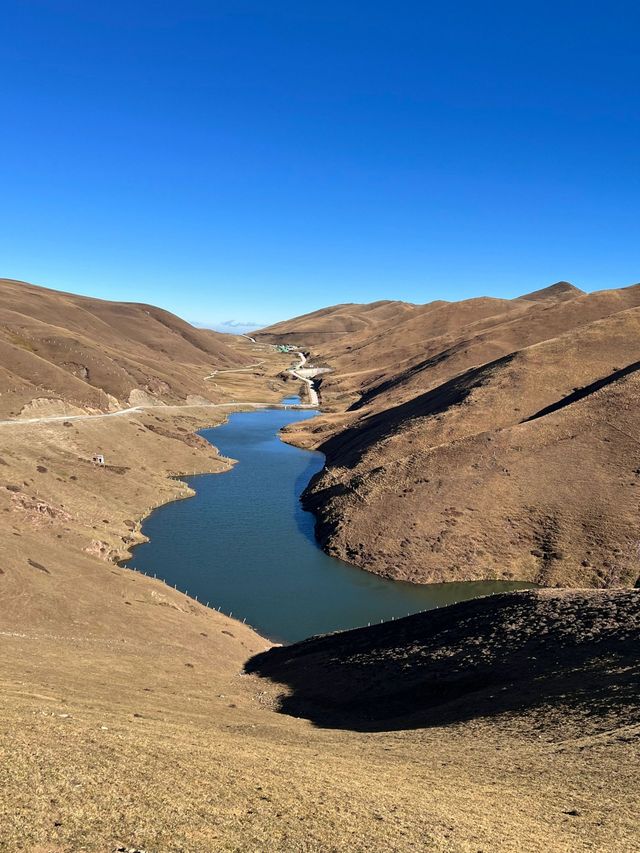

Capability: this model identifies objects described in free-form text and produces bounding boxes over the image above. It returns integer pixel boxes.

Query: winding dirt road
[0,351,319,428]
[0,399,314,428]
[204,359,266,380]
[290,351,320,406]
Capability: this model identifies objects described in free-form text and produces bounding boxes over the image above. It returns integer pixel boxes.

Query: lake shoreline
[113,405,280,644]
[126,404,534,643]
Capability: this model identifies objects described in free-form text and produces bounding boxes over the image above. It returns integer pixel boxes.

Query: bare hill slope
[256,299,422,346]
[519,280,584,302]
[0,278,248,417]
[312,284,640,409]
[278,282,640,588]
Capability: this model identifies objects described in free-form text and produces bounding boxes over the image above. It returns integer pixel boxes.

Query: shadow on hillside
[245,591,640,733]
[348,339,477,411]
[524,359,640,422]
[318,353,515,469]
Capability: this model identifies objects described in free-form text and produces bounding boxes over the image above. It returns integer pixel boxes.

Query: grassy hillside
[247,588,639,731]
[275,282,640,588]
[0,278,250,417]
[0,279,638,851]
[256,299,422,346]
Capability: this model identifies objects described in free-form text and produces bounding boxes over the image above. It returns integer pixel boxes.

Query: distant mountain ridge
[255,281,586,345]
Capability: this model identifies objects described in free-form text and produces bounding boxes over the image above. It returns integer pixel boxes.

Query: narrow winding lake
[127,403,531,642]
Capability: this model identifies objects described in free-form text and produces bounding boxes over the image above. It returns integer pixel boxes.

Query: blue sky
[1,2,638,329]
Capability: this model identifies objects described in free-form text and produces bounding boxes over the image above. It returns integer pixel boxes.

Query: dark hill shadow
[316,352,516,470]
[245,590,640,733]
[523,359,640,422]
[348,339,474,411]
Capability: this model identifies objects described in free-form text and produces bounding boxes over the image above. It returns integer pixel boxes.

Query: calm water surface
[127,403,531,642]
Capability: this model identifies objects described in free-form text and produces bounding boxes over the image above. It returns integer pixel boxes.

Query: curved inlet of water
[127,402,532,643]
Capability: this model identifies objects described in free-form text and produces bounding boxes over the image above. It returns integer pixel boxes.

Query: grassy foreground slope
[3,573,638,853]
[271,282,640,588]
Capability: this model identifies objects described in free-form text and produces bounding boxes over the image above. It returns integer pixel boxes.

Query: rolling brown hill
[303,283,640,410]
[0,278,637,852]
[0,278,249,418]
[273,281,640,588]
[255,299,423,346]
[519,280,584,302]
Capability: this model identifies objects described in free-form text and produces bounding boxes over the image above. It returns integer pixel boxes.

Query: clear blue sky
[1,2,638,328]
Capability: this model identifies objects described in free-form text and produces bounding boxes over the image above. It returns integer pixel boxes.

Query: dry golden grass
[0,396,637,852]
[2,601,638,852]
[276,286,640,590]
[0,278,292,418]
[0,282,637,852]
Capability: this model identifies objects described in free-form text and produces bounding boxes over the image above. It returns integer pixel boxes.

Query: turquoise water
[127,405,532,643]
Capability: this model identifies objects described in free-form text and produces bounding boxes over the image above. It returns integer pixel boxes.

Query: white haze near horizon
[192,319,265,334]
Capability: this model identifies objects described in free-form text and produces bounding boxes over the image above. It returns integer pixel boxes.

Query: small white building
[92,453,105,466]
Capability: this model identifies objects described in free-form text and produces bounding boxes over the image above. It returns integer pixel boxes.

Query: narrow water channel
[127,402,532,643]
